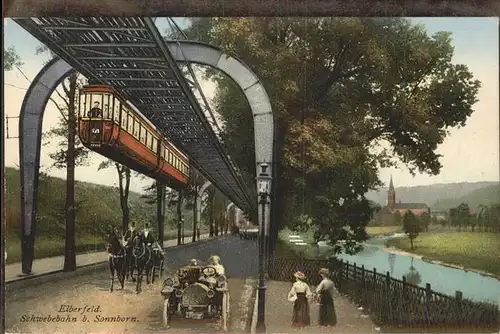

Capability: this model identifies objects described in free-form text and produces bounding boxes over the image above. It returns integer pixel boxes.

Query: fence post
[361,265,366,307]
[401,276,407,327]
[353,263,359,304]
[345,261,350,295]
[372,268,377,318]
[455,290,463,327]
[385,272,392,324]
[337,259,343,293]
[425,283,432,327]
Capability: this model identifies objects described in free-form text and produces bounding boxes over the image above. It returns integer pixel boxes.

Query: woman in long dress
[315,268,337,326]
[287,271,312,327]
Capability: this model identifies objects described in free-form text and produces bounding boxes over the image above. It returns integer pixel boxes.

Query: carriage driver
[88,101,102,117]
[143,223,155,246]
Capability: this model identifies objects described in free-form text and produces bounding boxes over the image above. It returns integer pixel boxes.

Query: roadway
[5,236,258,333]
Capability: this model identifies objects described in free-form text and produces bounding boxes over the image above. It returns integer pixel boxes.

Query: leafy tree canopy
[4,46,23,71]
[178,17,481,254]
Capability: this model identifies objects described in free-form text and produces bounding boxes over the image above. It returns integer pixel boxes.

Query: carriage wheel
[221,292,229,331]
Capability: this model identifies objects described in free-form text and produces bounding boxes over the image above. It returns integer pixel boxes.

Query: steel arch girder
[166,41,274,183]
[19,41,274,275]
[19,57,76,274]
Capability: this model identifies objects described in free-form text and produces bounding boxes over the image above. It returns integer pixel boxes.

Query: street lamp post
[256,163,272,333]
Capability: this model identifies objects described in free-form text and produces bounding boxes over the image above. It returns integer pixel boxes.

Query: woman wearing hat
[287,271,312,327]
[208,255,226,276]
[315,268,337,326]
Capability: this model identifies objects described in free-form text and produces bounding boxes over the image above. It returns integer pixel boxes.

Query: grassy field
[386,232,500,276]
[366,225,402,236]
[4,167,212,264]
[5,229,208,265]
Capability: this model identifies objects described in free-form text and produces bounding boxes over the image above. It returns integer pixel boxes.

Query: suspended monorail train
[78,84,189,187]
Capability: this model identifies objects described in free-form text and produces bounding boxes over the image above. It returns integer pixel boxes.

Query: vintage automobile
[161,263,230,331]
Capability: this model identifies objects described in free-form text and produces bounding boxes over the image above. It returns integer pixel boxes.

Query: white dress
[212,263,225,276]
[288,281,313,301]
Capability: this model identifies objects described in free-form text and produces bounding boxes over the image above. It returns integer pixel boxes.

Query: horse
[105,228,127,292]
[132,233,153,293]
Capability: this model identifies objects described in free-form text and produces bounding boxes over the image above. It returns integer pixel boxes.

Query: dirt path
[6,237,259,333]
[264,280,377,333]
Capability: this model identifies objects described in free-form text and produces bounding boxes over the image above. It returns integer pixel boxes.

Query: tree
[183,167,207,242]
[431,215,438,226]
[393,210,402,225]
[172,189,184,245]
[456,202,471,231]
[97,161,131,231]
[419,211,431,232]
[203,187,216,236]
[403,210,421,250]
[4,46,23,71]
[449,207,459,230]
[178,18,480,254]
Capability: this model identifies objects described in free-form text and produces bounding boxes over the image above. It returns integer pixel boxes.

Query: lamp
[255,162,272,333]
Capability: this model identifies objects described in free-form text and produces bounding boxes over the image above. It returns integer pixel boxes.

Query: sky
[3,17,499,195]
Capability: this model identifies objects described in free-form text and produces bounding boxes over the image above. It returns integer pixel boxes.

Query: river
[316,234,500,305]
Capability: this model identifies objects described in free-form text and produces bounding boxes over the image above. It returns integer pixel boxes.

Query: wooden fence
[268,257,500,329]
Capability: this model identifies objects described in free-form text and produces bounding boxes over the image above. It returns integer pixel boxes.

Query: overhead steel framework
[12,17,252,212]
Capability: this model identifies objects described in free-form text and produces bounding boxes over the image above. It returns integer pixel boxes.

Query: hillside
[366,181,499,209]
[432,184,500,210]
[4,167,202,263]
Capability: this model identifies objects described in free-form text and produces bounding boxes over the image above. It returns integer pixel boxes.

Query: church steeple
[388,175,396,211]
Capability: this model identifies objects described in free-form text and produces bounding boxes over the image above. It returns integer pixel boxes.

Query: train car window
[151,137,157,151]
[113,97,120,124]
[79,93,86,118]
[148,135,153,150]
[140,125,146,144]
[121,109,128,130]
[127,115,134,133]
[103,94,111,119]
[85,93,92,117]
[88,93,105,118]
[133,119,140,138]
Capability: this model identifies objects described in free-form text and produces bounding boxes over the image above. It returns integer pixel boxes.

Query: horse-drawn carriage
[161,258,230,331]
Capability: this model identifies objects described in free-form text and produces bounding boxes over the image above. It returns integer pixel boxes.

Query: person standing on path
[287,271,312,327]
[315,268,338,326]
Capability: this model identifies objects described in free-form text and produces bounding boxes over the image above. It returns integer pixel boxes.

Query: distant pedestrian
[287,271,312,327]
[315,268,337,326]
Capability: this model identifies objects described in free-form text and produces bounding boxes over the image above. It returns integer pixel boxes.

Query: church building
[387,176,430,216]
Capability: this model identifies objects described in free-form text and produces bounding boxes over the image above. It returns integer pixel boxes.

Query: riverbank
[386,232,500,279]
